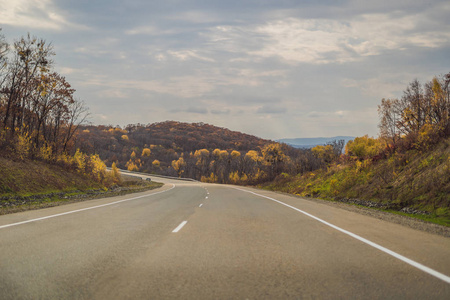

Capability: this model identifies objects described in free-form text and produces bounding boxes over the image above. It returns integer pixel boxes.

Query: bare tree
[326,139,345,157]
[378,98,400,147]
[2,34,54,136]
[62,99,89,152]
[0,29,8,91]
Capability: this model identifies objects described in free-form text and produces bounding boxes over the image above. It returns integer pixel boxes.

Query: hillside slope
[263,137,450,225]
[0,156,163,214]
[74,121,275,177]
[72,121,325,183]
[77,121,270,154]
[0,157,103,197]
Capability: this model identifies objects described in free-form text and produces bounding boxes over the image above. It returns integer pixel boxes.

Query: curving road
[0,174,449,299]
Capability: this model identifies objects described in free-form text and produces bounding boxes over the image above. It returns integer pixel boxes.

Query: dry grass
[0,157,102,196]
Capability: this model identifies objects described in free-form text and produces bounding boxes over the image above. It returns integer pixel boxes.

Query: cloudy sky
[1,0,449,139]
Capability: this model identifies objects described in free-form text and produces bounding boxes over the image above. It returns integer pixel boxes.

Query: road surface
[1,174,449,299]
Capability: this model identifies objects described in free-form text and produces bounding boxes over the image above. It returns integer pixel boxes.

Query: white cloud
[254,15,450,63]
[167,50,215,62]
[97,89,128,99]
[257,104,287,114]
[0,0,88,30]
[341,74,412,98]
[125,26,177,36]
[166,10,222,24]
[81,76,215,99]
[205,6,450,65]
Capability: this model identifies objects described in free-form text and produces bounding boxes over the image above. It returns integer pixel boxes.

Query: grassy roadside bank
[0,181,163,215]
[0,156,163,215]
[261,138,450,227]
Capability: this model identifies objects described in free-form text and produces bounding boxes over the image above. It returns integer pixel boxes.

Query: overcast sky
[1,0,449,139]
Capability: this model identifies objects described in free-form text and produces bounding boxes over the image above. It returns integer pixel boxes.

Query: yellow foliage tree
[245,150,262,162]
[15,129,32,160]
[74,149,86,173]
[229,171,240,184]
[38,144,53,161]
[311,145,335,163]
[201,172,218,183]
[261,143,285,165]
[231,150,241,158]
[130,151,137,160]
[152,159,161,168]
[219,150,229,160]
[111,162,121,183]
[416,123,440,150]
[345,135,383,160]
[126,161,139,172]
[89,154,107,182]
[142,148,151,157]
[172,156,186,177]
[194,149,210,158]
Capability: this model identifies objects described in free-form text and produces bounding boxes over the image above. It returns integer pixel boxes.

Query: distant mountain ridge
[277,136,355,149]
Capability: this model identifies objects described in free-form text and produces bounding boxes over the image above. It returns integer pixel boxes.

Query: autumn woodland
[74,121,330,184]
[1,32,449,223]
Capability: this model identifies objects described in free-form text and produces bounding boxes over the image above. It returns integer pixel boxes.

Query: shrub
[15,129,32,160]
[111,162,121,183]
[38,144,53,161]
[88,154,106,182]
[345,135,384,160]
[73,149,86,173]
[415,124,440,150]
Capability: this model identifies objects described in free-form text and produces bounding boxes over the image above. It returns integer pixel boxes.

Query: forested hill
[128,121,270,151]
[76,121,270,154]
[74,121,327,183]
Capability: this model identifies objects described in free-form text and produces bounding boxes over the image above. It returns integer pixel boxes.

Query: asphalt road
[1,175,449,299]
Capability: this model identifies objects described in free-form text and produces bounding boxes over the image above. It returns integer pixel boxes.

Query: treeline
[264,72,449,219]
[377,72,450,153]
[0,31,120,186]
[312,72,450,165]
[0,30,87,159]
[75,121,334,184]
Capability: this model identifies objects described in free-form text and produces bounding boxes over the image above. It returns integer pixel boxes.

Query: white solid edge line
[172,220,187,233]
[0,184,176,230]
[232,186,450,285]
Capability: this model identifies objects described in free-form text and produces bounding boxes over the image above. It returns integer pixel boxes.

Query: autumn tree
[111,162,121,183]
[126,150,141,171]
[345,135,383,160]
[378,98,400,148]
[142,147,151,157]
[1,34,54,138]
[0,32,88,158]
[172,155,186,177]
[152,159,160,168]
[261,143,286,180]
[378,73,450,150]
[0,29,8,92]
[311,145,335,163]
[194,148,210,177]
